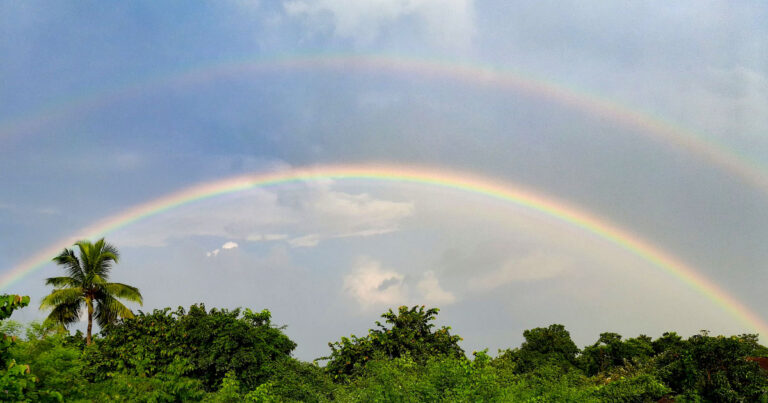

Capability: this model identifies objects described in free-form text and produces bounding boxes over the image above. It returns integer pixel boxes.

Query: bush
[596,373,671,402]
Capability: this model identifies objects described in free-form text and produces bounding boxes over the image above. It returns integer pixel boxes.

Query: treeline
[1,299,767,402]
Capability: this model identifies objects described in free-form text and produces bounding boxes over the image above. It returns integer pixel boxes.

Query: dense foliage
[84,304,296,391]
[323,305,463,379]
[1,298,766,401]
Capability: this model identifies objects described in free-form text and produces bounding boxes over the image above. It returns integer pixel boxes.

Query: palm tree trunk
[86,298,93,345]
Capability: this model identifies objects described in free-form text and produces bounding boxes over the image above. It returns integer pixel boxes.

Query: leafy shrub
[0,295,62,402]
[595,373,671,402]
[10,334,87,400]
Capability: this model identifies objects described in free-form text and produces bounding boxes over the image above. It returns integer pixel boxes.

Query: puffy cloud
[221,241,239,249]
[283,0,475,48]
[343,258,456,308]
[343,257,407,307]
[417,271,455,305]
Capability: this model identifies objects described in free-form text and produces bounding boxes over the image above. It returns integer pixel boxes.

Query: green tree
[9,331,87,400]
[0,294,64,401]
[497,324,580,374]
[40,238,142,345]
[84,304,296,391]
[0,295,35,401]
[657,331,768,401]
[580,332,654,376]
[323,305,464,379]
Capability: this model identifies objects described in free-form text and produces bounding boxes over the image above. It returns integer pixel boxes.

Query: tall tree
[40,239,142,345]
[323,305,464,379]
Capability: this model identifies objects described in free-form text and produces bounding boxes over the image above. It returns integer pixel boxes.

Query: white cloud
[283,184,413,247]
[112,177,413,249]
[344,257,407,307]
[343,258,456,308]
[206,241,239,257]
[283,0,475,48]
[288,234,321,247]
[468,253,568,291]
[417,271,455,305]
[305,185,413,231]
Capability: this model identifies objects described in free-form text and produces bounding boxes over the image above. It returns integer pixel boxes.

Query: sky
[1,0,767,360]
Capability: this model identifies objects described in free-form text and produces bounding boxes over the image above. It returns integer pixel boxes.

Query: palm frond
[80,238,119,279]
[98,239,120,262]
[104,282,143,305]
[94,295,134,329]
[40,287,84,310]
[75,241,92,275]
[52,248,85,282]
[44,276,79,288]
[90,274,108,286]
[45,300,82,327]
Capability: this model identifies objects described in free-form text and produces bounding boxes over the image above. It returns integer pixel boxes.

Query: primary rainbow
[2,164,766,335]
[2,54,768,194]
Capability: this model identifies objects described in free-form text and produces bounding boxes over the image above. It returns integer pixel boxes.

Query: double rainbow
[3,164,766,336]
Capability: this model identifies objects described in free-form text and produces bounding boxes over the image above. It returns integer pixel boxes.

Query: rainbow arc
[3,164,766,336]
[2,54,768,194]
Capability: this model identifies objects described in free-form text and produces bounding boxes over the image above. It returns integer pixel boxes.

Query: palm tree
[40,238,142,345]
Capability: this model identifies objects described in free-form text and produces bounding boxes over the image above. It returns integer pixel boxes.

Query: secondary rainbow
[2,54,768,194]
[3,164,766,335]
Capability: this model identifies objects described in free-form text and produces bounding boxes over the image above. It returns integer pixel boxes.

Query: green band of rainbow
[3,164,766,335]
[3,54,767,195]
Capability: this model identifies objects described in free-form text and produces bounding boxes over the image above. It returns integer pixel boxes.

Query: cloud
[343,257,456,308]
[283,0,475,47]
[468,253,568,291]
[280,183,413,247]
[417,271,455,305]
[111,178,413,248]
[343,257,407,307]
[206,241,239,257]
[288,234,321,247]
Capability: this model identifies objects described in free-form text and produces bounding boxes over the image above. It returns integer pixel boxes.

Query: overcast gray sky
[1,0,767,360]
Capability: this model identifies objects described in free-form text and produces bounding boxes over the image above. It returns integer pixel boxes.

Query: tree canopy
[323,305,464,379]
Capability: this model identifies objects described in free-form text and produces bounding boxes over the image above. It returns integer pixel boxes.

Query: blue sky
[1,1,767,359]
